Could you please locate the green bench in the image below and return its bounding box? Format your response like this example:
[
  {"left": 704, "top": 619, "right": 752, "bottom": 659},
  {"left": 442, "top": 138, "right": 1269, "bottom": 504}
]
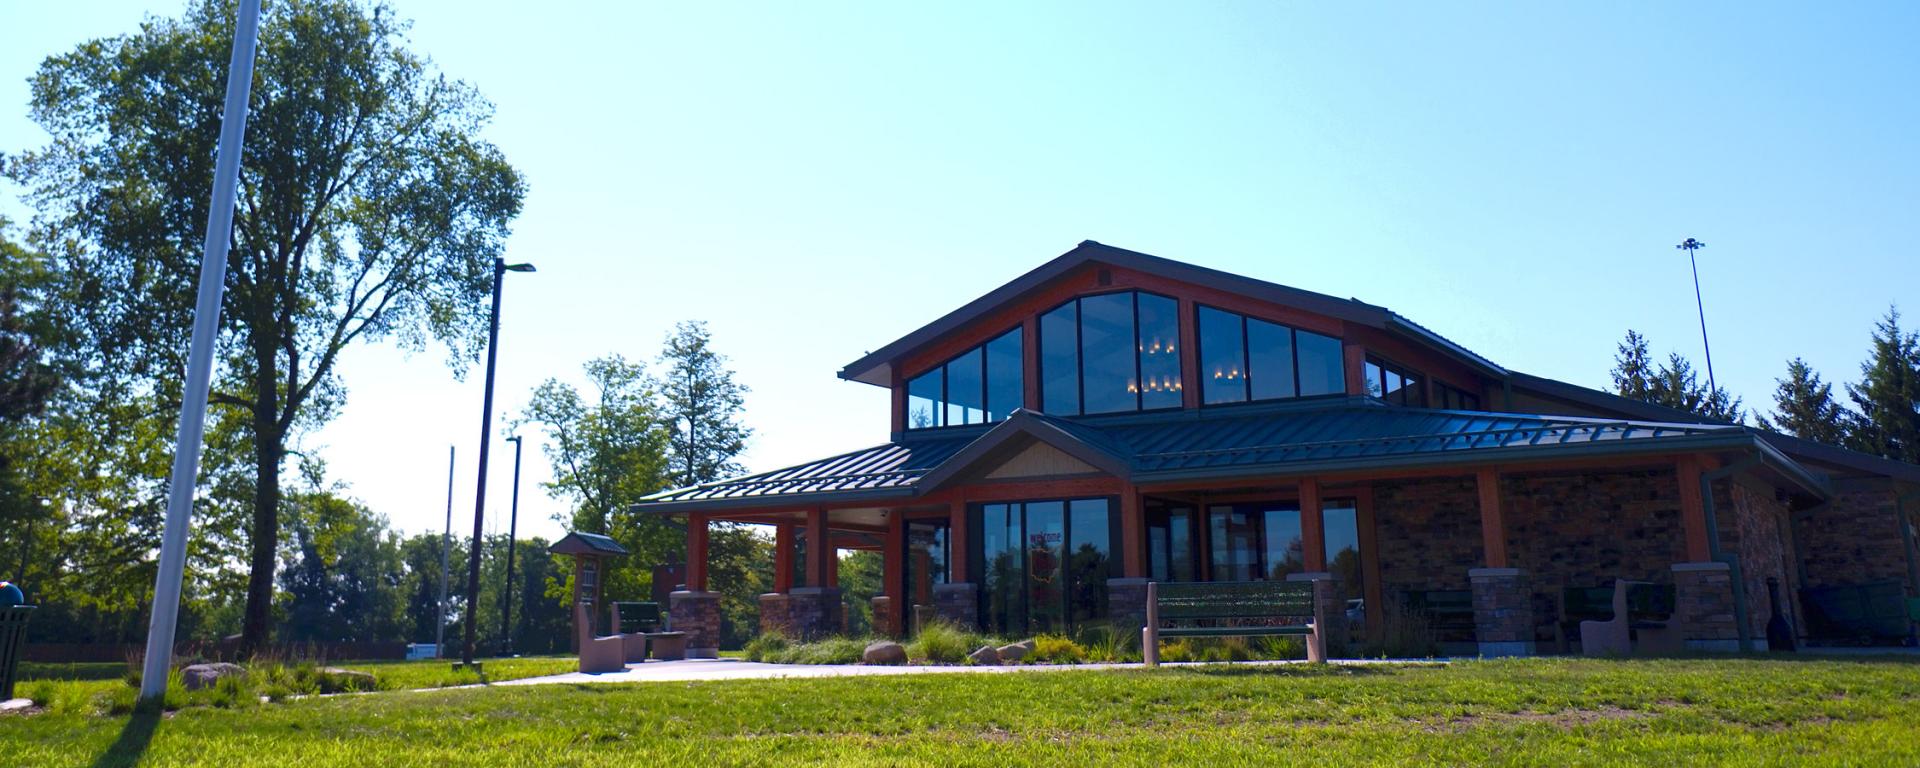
[
  {"left": 1143, "top": 580, "right": 1324, "bottom": 666},
  {"left": 1402, "top": 589, "right": 1476, "bottom": 645}
]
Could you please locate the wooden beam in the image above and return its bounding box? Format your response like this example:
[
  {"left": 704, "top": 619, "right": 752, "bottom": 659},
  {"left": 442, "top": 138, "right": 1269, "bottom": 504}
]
[
  {"left": 687, "top": 513, "right": 710, "bottom": 592},
  {"left": 948, "top": 498, "right": 970, "bottom": 582},
  {"left": 806, "top": 507, "right": 829, "bottom": 587},
  {"left": 1344, "top": 340, "right": 1368, "bottom": 396},
  {"left": 1178, "top": 296, "right": 1200, "bottom": 409},
  {"left": 1354, "top": 485, "right": 1385, "bottom": 643},
  {"left": 1301, "top": 478, "right": 1326, "bottom": 572},
  {"left": 883, "top": 511, "right": 905, "bottom": 635},
  {"left": 1677, "top": 456, "right": 1711, "bottom": 561},
  {"left": 773, "top": 522, "right": 794, "bottom": 593},
  {"left": 1022, "top": 315, "right": 1041, "bottom": 411},
  {"left": 1120, "top": 483, "right": 1145, "bottom": 578},
  {"left": 1477, "top": 468, "right": 1508, "bottom": 568}
]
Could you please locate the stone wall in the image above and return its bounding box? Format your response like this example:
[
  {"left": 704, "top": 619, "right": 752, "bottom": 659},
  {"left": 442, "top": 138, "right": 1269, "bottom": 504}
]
[
  {"left": 1795, "top": 482, "right": 1910, "bottom": 591},
  {"left": 668, "top": 590, "right": 721, "bottom": 658},
  {"left": 1672, "top": 562, "right": 1739, "bottom": 651},
  {"left": 1502, "top": 468, "right": 1690, "bottom": 645},
  {"left": 1717, "top": 478, "right": 1801, "bottom": 641},
  {"left": 786, "top": 587, "right": 843, "bottom": 641},
  {"left": 1372, "top": 476, "right": 1482, "bottom": 596},
  {"left": 933, "top": 582, "right": 978, "bottom": 629},
  {"left": 757, "top": 593, "right": 793, "bottom": 638}
]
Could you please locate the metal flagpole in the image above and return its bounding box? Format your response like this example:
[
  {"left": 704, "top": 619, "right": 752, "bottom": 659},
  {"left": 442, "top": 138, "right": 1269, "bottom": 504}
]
[
  {"left": 437, "top": 445, "right": 454, "bottom": 658},
  {"left": 139, "top": 0, "right": 263, "bottom": 702}
]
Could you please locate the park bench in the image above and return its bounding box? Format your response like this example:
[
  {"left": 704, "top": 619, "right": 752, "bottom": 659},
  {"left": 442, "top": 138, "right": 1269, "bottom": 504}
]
[
  {"left": 1143, "top": 580, "right": 1324, "bottom": 667},
  {"left": 612, "top": 602, "right": 661, "bottom": 663},
  {"left": 1569, "top": 581, "right": 1678, "bottom": 655},
  {"left": 1800, "top": 581, "right": 1911, "bottom": 645},
  {"left": 1402, "top": 589, "right": 1476, "bottom": 648}
]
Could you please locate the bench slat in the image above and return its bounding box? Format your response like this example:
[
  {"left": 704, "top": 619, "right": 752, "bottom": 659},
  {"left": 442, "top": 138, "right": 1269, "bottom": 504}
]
[
  {"left": 1154, "top": 581, "right": 1315, "bottom": 619},
  {"left": 1158, "top": 626, "right": 1313, "bottom": 638}
]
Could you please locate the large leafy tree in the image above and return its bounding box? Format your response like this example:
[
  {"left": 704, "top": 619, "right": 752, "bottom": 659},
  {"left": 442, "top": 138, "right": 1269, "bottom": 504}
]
[
  {"left": 658, "top": 321, "right": 751, "bottom": 487},
  {"left": 1845, "top": 308, "right": 1920, "bottom": 464},
  {"left": 1610, "top": 330, "right": 1743, "bottom": 423},
  {"left": 1756, "top": 358, "right": 1852, "bottom": 447},
  {"left": 5, "top": 0, "right": 524, "bottom": 647}
]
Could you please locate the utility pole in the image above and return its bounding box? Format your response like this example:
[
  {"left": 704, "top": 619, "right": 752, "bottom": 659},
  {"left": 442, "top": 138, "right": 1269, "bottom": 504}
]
[
  {"left": 139, "top": 0, "right": 261, "bottom": 703},
  {"left": 1676, "top": 237, "right": 1717, "bottom": 396},
  {"left": 462, "top": 258, "right": 534, "bottom": 667},
  {"left": 436, "top": 445, "right": 454, "bottom": 658},
  {"left": 500, "top": 435, "right": 523, "bottom": 655}
]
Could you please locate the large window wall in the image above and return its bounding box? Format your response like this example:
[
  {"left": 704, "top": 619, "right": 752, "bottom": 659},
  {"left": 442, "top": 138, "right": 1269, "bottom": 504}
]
[
  {"left": 1146, "top": 498, "right": 1363, "bottom": 597},
  {"left": 906, "top": 328, "right": 1023, "bottom": 430},
  {"left": 1197, "top": 306, "right": 1346, "bottom": 406},
  {"left": 1040, "top": 292, "right": 1183, "bottom": 416},
  {"left": 976, "top": 498, "right": 1117, "bottom": 636}
]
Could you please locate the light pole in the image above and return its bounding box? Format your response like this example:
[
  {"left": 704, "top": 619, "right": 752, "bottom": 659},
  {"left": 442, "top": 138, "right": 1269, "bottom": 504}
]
[
  {"left": 461, "top": 257, "right": 534, "bottom": 667},
  {"left": 436, "top": 445, "right": 454, "bottom": 658},
  {"left": 499, "top": 435, "right": 523, "bottom": 655},
  {"left": 1675, "top": 237, "right": 1717, "bottom": 395}
]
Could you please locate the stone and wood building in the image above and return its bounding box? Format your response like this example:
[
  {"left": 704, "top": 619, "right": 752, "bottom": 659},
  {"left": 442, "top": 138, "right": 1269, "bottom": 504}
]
[{"left": 633, "top": 242, "right": 1920, "bottom": 658}]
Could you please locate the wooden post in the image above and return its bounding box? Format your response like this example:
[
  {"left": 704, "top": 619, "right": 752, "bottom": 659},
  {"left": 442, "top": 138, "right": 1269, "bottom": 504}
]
[
  {"left": 1677, "top": 456, "right": 1711, "bottom": 562},
  {"left": 1023, "top": 316, "right": 1042, "bottom": 411},
  {"left": 1142, "top": 581, "right": 1161, "bottom": 667},
  {"left": 1301, "top": 478, "right": 1326, "bottom": 572},
  {"left": 1344, "top": 343, "right": 1368, "bottom": 396},
  {"left": 947, "top": 498, "right": 970, "bottom": 583},
  {"left": 1477, "top": 469, "right": 1508, "bottom": 569},
  {"left": 1355, "top": 485, "right": 1384, "bottom": 643},
  {"left": 1120, "top": 484, "right": 1145, "bottom": 578},
  {"left": 806, "top": 507, "right": 829, "bottom": 587},
  {"left": 1177, "top": 297, "right": 1200, "bottom": 409},
  {"left": 686, "top": 514, "right": 709, "bottom": 592},
  {"left": 773, "top": 522, "right": 795, "bottom": 593}
]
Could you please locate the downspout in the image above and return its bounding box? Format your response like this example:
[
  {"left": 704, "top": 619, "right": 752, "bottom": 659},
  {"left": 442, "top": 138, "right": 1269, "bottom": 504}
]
[
  {"left": 1700, "top": 454, "right": 1764, "bottom": 653},
  {"left": 1900, "top": 489, "right": 1920, "bottom": 598}
]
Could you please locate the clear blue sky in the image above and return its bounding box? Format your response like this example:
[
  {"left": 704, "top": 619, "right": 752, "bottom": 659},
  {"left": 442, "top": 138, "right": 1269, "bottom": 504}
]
[{"left": 3, "top": 2, "right": 1916, "bottom": 542}]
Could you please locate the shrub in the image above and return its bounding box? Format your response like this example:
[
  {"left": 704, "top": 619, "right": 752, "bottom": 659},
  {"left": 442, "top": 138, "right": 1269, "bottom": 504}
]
[
  {"left": 907, "top": 621, "right": 975, "bottom": 665},
  {"left": 1157, "top": 640, "right": 1194, "bottom": 663},
  {"left": 1253, "top": 635, "right": 1307, "bottom": 661},
  {"left": 1076, "top": 624, "right": 1139, "bottom": 663},
  {"left": 1195, "top": 638, "right": 1256, "bottom": 663},
  {"left": 743, "top": 633, "right": 790, "bottom": 662},
  {"left": 1368, "top": 602, "right": 1439, "bottom": 659},
  {"left": 1030, "top": 634, "right": 1088, "bottom": 664},
  {"left": 768, "top": 637, "right": 870, "bottom": 665}
]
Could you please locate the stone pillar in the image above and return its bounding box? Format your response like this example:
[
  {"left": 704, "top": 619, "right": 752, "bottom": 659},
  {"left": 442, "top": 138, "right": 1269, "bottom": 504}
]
[
  {"left": 871, "top": 596, "right": 899, "bottom": 638},
  {"left": 1106, "top": 577, "right": 1150, "bottom": 633},
  {"left": 1288, "top": 572, "right": 1345, "bottom": 659},
  {"left": 669, "top": 590, "right": 722, "bottom": 658},
  {"left": 757, "top": 592, "right": 792, "bottom": 638},
  {"left": 1469, "top": 567, "right": 1535, "bottom": 657},
  {"left": 933, "top": 582, "right": 978, "bottom": 630},
  {"left": 1672, "top": 562, "right": 1740, "bottom": 652},
  {"left": 787, "top": 586, "right": 843, "bottom": 640}
]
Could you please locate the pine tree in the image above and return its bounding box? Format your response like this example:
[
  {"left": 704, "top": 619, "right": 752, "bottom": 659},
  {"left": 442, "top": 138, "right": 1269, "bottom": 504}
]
[
  {"left": 1609, "top": 330, "right": 1742, "bottom": 423},
  {"left": 657, "top": 321, "right": 751, "bottom": 487},
  {"left": 1845, "top": 308, "right": 1920, "bottom": 463},
  {"left": 1757, "top": 358, "right": 1851, "bottom": 446},
  {"left": 1611, "top": 330, "right": 1656, "bottom": 401}
]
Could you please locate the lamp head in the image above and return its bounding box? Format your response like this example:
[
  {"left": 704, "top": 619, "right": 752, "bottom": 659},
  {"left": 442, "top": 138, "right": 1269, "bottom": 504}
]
[{"left": 501, "top": 262, "right": 536, "bottom": 273}]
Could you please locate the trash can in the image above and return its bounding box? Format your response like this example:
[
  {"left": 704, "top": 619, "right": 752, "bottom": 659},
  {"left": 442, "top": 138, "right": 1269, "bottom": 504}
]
[{"left": 0, "top": 594, "right": 33, "bottom": 700}]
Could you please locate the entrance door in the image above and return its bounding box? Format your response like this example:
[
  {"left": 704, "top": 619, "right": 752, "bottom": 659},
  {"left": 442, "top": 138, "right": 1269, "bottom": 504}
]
[{"left": 978, "top": 499, "right": 1113, "bottom": 636}]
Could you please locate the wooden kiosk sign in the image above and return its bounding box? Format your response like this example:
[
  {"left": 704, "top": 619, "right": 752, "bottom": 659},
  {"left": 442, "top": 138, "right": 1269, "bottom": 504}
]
[{"left": 548, "top": 532, "right": 629, "bottom": 649}]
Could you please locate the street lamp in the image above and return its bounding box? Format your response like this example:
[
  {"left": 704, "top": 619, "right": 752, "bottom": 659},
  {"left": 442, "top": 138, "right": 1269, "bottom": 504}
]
[
  {"left": 499, "top": 434, "right": 523, "bottom": 656},
  {"left": 1675, "top": 238, "right": 1717, "bottom": 395},
  {"left": 461, "top": 258, "right": 534, "bottom": 668}
]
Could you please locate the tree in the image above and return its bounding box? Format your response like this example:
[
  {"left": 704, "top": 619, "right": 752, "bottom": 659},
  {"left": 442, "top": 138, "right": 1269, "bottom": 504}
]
[
  {"left": 658, "top": 321, "right": 751, "bottom": 487},
  {"left": 277, "top": 489, "right": 407, "bottom": 643},
  {"left": 6, "top": 0, "right": 525, "bottom": 647},
  {"left": 1756, "top": 358, "right": 1852, "bottom": 446},
  {"left": 1845, "top": 308, "right": 1920, "bottom": 464},
  {"left": 1609, "top": 330, "right": 1743, "bottom": 423}
]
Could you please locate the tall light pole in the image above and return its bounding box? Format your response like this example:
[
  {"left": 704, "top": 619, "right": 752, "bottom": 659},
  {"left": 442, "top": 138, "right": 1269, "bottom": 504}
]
[
  {"left": 139, "top": 0, "right": 262, "bottom": 703},
  {"left": 499, "top": 435, "right": 523, "bottom": 655},
  {"left": 1676, "top": 237, "right": 1717, "bottom": 395},
  {"left": 461, "top": 258, "right": 534, "bottom": 667},
  {"left": 436, "top": 445, "right": 454, "bottom": 658}
]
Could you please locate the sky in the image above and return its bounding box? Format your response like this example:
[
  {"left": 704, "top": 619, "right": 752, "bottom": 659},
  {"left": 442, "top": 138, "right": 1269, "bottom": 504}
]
[{"left": 2, "top": 2, "right": 1916, "bottom": 543}]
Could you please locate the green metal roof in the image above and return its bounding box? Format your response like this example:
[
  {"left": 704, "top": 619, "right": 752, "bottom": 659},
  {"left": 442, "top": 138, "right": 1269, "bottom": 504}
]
[
  {"left": 548, "top": 531, "right": 631, "bottom": 556},
  {"left": 636, "top": 399, "right": 1818, "bottom": 513}
]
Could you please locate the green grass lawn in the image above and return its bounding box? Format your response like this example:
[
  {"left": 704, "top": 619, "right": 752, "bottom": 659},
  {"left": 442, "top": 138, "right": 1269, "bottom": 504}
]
[{"left": 5, "top": 657, "right": 1919, "bottom": 766}]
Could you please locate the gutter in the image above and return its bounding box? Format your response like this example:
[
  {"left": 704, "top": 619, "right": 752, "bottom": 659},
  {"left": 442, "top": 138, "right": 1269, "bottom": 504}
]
[{"left": 1699, "top": 455, "right": 1763, "bottom": 653}]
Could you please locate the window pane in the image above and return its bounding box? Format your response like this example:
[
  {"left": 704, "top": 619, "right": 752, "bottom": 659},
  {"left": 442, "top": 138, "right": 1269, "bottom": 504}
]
[
  {"left": 1137, "top": 293, "right": 1182, "bottom": 410},
  {"left": 1208, "top": 506, "right": 1259, "bottom": 581},
  {"left": 1067, "top": 499, "right": 1112, "bottom": 625},
  {"left": 1261, "top": 506, "right": 1304, "bottom": 580},
  {"left": 1079, "top": 293, "right": 1137, "bottom": 414},
  {"left": 985, "top": 329, "right": 1024, "bottom": 421},
  {"left": 905, "top": 520, "right": 948, "bottom": 609},
  {"left": 1040, "top": 303, "right": 1079, "bottom": 415},
  {"left": 1199, "top": 307, "right": 1247, "bottom": 405},
  {"left": 1025, "top": 501, "right": 1066, "bottom": 634},
  {"left": 1364, "top": 362, "right": 1384, "bottom": 398},
  {"left": 1323, "top": 502, "right": 1364, "bottom": 607},
  {"left": 1297, "top": 330, "right": 1346, "bottom": 396},
  {"left": 980, "top": 504, "right": 1023, "bottom": 636},
  {"left": 1401, "top": 374, "right": 1424, "bottom": 407},
  {"left": 1247, "top": 319, "right": 1297, "bottom": 401},
  {"left": 907, "top": 369, "right": 942, "bottom": 429},
  {"left": 1167, "top": 507, "right": 1193, "bottom": 582},
  {"left": 945, "top": 348, "right": 984, "bottom": 425}
]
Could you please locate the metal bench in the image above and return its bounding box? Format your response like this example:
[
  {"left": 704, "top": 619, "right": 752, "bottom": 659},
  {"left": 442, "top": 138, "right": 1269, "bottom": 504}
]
[
  {"left": 1403, "top": 589, "right": 1476, "bottom": 644},
  {"left": 611, "top": 602, "right": 663, "bottom": 662},
  {"left": 1563, "top": 582, "right": 1676, "bottom": 655},
  {"left": 1143, "top": 580, "right": 1323, "bottom": 666}
]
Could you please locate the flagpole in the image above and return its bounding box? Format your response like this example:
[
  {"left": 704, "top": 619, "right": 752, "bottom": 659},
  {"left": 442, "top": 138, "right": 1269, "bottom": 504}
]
[{"left": 140, "top": 0, "right": 263, "bottom": 702}]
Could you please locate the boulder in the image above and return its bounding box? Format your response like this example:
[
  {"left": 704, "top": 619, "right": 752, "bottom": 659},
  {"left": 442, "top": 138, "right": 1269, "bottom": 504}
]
[
  {"left": 862, "top": 641, "right": 907, "bottom": 666},
  {"left": 996, "top": 640, "right": 1035, "bottom": 664},
  {"left": 181, "top": 662, "right": 246, "bottom": 691},
  {"left": 967, "top": 645, "right": 1001, "bottom": 666},
  {"left": 317, "top": 667, "right": 377, "bottom": 693}
]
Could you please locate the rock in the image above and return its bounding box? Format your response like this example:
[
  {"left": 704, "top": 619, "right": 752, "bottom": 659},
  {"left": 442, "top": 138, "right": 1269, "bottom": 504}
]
[
  {"left": 181, "top": 662, "right": 247, "bottom": 691},
  {"left": 862, "top": 641, "right": 907, "bottom": 666},
  {"left": 996, "top": 640, "right": 1034, "bottom": 664},
  {"left": 317, "top": 667, "right": 377, "bottom": 693},
  {"left": 967, "top": 645, "right": 1001, "bottom": 666}
]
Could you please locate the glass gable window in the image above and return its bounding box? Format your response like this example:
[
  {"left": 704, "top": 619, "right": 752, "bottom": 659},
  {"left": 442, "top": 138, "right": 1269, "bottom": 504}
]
[
  {"left": 1199, "top": 304, "right": 1347, "bottom": 406},
  {"left": 1039, "top": 291, "right": 1183, "bottom": 416},
  {"left": 1363, "top": 357, "right": 1426, "bottom": 407},
  {"left": 904, "top": 328, "right": 1023, "bottom": 430}
]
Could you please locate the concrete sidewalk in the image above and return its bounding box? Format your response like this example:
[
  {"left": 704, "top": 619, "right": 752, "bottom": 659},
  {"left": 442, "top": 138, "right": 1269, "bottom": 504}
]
[{"left": 493, "top": 657, "right": 1429, "bottom": 687}]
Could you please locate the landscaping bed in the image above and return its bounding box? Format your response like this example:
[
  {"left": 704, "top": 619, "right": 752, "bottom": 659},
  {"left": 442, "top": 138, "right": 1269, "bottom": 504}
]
[{"left": 743, "top": 622, "right": 1313, "bottom": 666}]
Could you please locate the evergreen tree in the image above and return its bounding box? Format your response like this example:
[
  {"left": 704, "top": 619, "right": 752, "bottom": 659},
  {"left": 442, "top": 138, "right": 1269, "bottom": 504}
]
[
  {"left": 1756, "top": 358, "right": 1851, "bottom": 446},
  {"left": 1609, "top": 331, "right": 1742, "bottom": 422},
  {"left": 1612, "top": 330, "right": 1656, "bottom": 402},
  {"left": 657, "top": 321, "right": 751, "bottom": 487},
  {"left": 1845, "top": 308, "right": 1920, "bottom": 464}
]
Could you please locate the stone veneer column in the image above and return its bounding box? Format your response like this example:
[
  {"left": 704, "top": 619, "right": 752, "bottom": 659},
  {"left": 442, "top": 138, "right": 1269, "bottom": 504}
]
[
  {"left": 1106, "top": 578, "right": 1150, "bottom": 634},
  {"left": 1287, "top": 572, "right": 1345, "bottom": 659},
  {"left": 668, "top": 590, "right": 722, "bottom": 658},
  {"left": 1672, "top": 562, "right": 1740, "bottom": 652},
  {"left": 786, "top": 586, "right": 844, "bottom": 640},
  {"left": 870, "top": 595, "right": 899, "bottom": 638},
  {"left": 932, "top": 582, "right": 978, "bottom": 629},
  {"left": 1469, "top": 567, "right": 1535, "bottom": 657},
  {"left": 757, "top": 592, "right": 793, "bottom": 638}
]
